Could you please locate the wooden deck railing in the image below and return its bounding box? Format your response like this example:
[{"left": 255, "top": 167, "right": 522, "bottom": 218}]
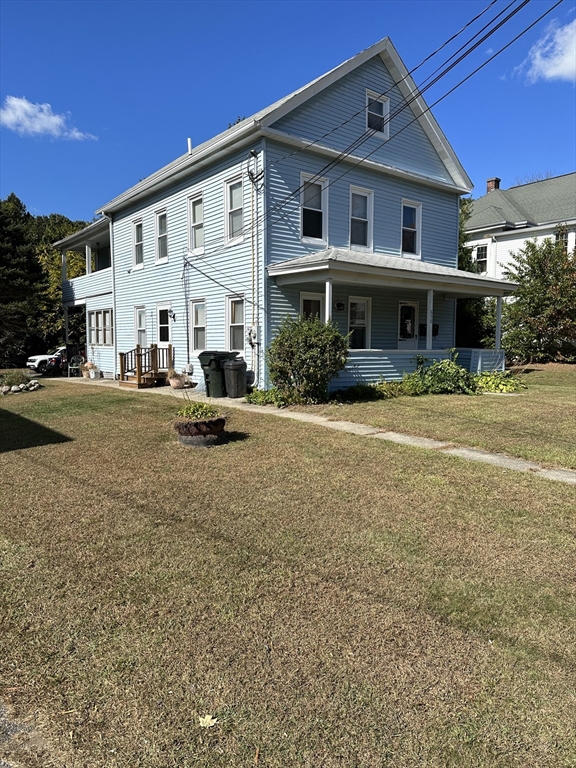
[{"left": 119, "top": 344, "right": 173, "bottom": 385}]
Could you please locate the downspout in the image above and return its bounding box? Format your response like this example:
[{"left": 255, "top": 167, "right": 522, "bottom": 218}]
[{"left": 106, "top": 212, "right": 117, "bottom": 378}]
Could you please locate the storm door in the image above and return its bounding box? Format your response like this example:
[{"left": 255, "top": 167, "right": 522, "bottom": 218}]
[{"left": 398, "top": 301, "right": 419, "bottom": 350}]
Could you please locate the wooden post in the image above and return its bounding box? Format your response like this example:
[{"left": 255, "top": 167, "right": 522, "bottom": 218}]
[
  {"left": 119, "top": 352, "right": 125, "bottom": 382},
  {"left": 136, "top": 348, "right": 142, "bottom": 386},
  {"left": 151, "top": 343, "right": 158, "bottom": 375},
  {"left": 168, "top": 343, "right": 173, "bottom": 370}
]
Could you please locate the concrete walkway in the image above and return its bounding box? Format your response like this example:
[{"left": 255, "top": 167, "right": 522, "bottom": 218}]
[{"left": 58, "top": 376, "right": 576, "bottom": 485}]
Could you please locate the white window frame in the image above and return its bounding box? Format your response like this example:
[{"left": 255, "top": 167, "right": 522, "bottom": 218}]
[
  {"left": 156, "top": 302, "right": 171, "bottom": 347},
  {"left": 348, "top": 296, "right": 371, "bottom": 350},
  {"left": 349, "top": 186, "right": 373, "bottom": 251},
  {"left": 88, "top": 309, "right": 114, "bottom": 346},
  {"left": 300, "top": 292, "right": 325, "bottom": 320},
  {"left": 225, "top": 177, "right": 244, "bottom": 244},
  {"left": 366, "top": 90, "right": 390, "bottom": 139},
  {"left": 227, "top": 295, "right": 245, "bottom": 352},
  {"left": 133, "top": 219, "right": 144, "bottom": 268},
  {"left": 135, "top": 306, "right": 147, "bottom": 348},
  {"left": 155, "top": 210, "right": 168, "bottom": 263},
  {"left": 301, "top": 172, "right": 328, "bottom": 245},
  {"left": 190, "top": 299, "right": 206, "bottom": 353},
  {"left": 475, "top": 244, "right": 488, "bottom": 274},
  {"left": 188, "top": 194, "right": 204, "bottom": 255},
  {"left": 401, "top": 199, "right": 422, "bottom": 259}
]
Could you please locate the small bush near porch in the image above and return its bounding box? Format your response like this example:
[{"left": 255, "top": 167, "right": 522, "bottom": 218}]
[{"left": 1, "top": 379, "right": 575, "bottom": 767}]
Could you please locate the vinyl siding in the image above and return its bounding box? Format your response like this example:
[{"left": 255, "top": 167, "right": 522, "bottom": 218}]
[
  {"left": 270, "top": 56, "right": 453, "bottom": 184},
  {"left": 265, "top": 139, "right": 459, "bottom": 268},
  {"left": 111, "top": 144, "right": 265, "bottom": 383}
]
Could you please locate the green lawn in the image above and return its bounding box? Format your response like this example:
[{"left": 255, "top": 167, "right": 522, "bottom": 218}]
[
  {"left": 299, "top": 364, "right": 576, "bottom": 469},
  {"left": 1, "top": 379, "right": 575, "bottom": 767}
]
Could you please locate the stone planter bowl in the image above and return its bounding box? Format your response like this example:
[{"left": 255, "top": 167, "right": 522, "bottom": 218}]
[{"left": 173, "top": 417, "right": 226, "bottom": 447}]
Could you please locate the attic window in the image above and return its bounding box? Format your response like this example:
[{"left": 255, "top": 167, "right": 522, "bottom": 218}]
[{"left": 366, "top": 91, "right": 389, "bottom": 138}]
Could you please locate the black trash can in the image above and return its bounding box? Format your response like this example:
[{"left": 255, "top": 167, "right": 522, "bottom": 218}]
[
  {"left": 198, "top": 351, "right": 238, "bottom": 397},
  {"left": 223, "top": 357, "right": 247, "bottom": 398}
]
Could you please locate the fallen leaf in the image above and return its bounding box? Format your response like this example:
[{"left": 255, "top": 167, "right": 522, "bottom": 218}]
[{"left": 198, "top": 714, "right": 218, "bottom": 728}]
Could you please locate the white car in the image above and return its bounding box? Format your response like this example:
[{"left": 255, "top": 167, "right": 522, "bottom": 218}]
[{"left": 26, "top": 346, "right": 67, "bottom": 374}]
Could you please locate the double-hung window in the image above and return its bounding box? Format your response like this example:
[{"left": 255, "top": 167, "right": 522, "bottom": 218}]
[
  {"left": 226, "top": 178, "right": 243, "bottom": 242},
  {"left": 301, "top": 174, "right": 327, "bottom": 242},
  {"left": 300, "top": 292, "right": 325, "bottom": 320},
  {"left": 189, "top": 195, "right": 204, "bottom": 253},
  {"left": 190, "top": 300, "right": 206, "bottom": 352},
  {"left": 348, "top": 297, "right": 371, "bottom": 349},
  {"left": 88, "top": 309, "right": 114, "bottom": 346},
  {"left": 350, "top": 187, "right": 373, "bottom": 250},
  {"left": 475, "top": 244, "right": 488, "bottom": 273},
  {"left": 156, "top": 211, "right": 168, "bottom": 262},
  {"left": 401, "top": 200, "right": 421, "bottom": 258},
  {"left": 228, "top": 296, "right": 244, "bottom": 351},
  {"left": 366, "top": 90, "right": 390, "bottom": 138},
  {"left": 133, "top": 220, "right": 143, "bottom": 267},
  {"left": 135, "top": 306, "right": 147, "bottom": 347}
]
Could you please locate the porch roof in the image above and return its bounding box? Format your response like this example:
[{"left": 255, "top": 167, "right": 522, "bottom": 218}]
[{"left": 267, "top": 248, "right": 517, "bottom": 297}]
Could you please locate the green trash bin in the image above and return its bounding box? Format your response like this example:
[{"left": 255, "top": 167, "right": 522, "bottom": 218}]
[
  {"left": 223, "top": 357, "right": 247, "bottom": 398},
  {"left": 197, "top": 351, "right": 238, "bottom": 397}
]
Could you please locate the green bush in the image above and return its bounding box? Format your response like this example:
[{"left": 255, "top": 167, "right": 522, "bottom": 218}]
[
  {"left": 473, "top": 370, "right": 527, "bottom": 393},
  {"left": 245, "top": 387, "right": 289, "bottom": 407},
  {"left": 267, "top": 315, "right": 349, "bottom": 404},
  {"left": 401, "top": 354, "right": 477, "bottom": 396}
]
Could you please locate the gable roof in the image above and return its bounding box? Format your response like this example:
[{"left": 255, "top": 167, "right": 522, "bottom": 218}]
[
  {"left": 97, "top": 38, "right": 471, "bottom": 215},
  {"left": 466, "top": 173, "right": 576, "bottom": 233}
]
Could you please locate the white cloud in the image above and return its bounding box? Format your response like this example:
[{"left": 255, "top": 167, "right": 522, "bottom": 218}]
[
  {"left": 516, "top": 19, "right": 576, "bottom": 84},
  {"left": 0, "top": 95, "right": 97, "bottom": 140}
]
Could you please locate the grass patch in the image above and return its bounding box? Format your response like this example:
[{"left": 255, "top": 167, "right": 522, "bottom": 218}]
[
  {"left": 0, "top": 380, "right": 575, "bottom": 767},
  {"left": 297, "top": 364, "right": 576, "bottom": 469}
]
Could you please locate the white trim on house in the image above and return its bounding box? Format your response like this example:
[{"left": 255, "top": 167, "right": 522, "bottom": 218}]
[
  {"left": 226, "top": 294, "right": 245, "bottom": 353},
  {"left": 225, "top": 176, "right": 244, "bottom": 245},
  {"left": 155, "top": 209, "right": 168, "bottom": 264},
  {"left": 349, "top": 185, "right": 373, "bottom": 251},
  {"left": 135, "top": 305, "right": 147, "bottom": 347},
  {"left": 190, "top": 298, "right": 206, "bottom": 353},
  {"left": 301, "top": 172, "right": 328, "bottom": 245},
  {"left": 401, "top": 199, "right": 422, "bottom": 259},
  {"left": 300, "top": 291, "right": 325, "bottom": 319},
  {"left": 366, "top": 89, "right": 390, "bottom": 138}
]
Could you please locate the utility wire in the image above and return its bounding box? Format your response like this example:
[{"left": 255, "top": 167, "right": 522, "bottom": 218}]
[
  {"left": 183, "top": 0, "right": 561, "bottom": 298},
  {"left": 188, "top": 0, "right": 532, "bottom": 262}
]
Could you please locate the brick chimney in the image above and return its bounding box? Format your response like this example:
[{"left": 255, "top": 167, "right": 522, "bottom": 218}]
[{"left": 486, "top": 177, "right": 501, "bottom": 193}]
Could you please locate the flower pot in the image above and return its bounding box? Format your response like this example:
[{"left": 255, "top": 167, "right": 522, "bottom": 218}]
[
  {"left": 169, "top": 377, "right": 184, "bottom": 389},
  {"left": 173, "top": 417, "right": 226, "bottom": 447}
]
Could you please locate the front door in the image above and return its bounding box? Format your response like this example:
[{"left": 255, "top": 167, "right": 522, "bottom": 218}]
[{"left": 398, "top": 301, "right": 419, "bottom": 350}]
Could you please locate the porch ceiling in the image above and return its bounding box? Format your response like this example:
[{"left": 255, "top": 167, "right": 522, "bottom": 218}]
[{"left": 268, "top": 248, "right": 517, "bottom": 298}]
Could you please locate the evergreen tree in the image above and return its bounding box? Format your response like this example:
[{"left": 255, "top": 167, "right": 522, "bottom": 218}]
[{"left": 455, "top": 197, "right": 490, "bottom": 348}]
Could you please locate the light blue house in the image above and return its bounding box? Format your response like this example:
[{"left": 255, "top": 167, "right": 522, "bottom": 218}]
[{"left": 57, "top": 38, "right": 515, "bottom": 391}]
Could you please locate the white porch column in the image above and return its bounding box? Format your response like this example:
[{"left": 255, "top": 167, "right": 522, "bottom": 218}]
[
  {"left": 325, "top": 277, "right": 333, "bottom": 322},
  {"left": 495, "top": 296, "right": 502, "bottom": 351},
  {"left": 426, "top": 289, "right": 434, "bottom": 349},
  {"left": 64, "top": 306, "right": 69, "bottom": 345},
  {"left": 61, "top": 249, "right": 67, "bottom": 281},
  {"left": 86, "top": 245, "right": 92, "bottom": 275}
]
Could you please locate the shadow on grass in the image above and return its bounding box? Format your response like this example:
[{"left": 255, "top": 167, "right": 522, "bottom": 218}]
[{"left": 0, "top": 409, "right": 72, "bottom": 453}]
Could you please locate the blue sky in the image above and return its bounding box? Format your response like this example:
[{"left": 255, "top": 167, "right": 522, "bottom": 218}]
[{"left": 1, "top": 0, "right": 575, "bottom": 222}]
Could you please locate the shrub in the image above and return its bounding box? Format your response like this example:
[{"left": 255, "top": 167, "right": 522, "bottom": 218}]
[
  {"left": 401, "top": 354, "right": 477, "bottom": 396},
  {"left": 245, "top": 387, "right": 289, "bottom": 407},
  {"left": 0, "top": 369, "right": 31, "bottom": 387},
  {"left": 473, "top": 370, "right": 527, "bottom": 393},
  {"left": 267, "top": 315, "right": 349, "bottom": 404}
]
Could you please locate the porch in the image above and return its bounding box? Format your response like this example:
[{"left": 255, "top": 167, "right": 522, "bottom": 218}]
[
  {"left": 118, "top": 344, "right": 173, "bottom": 388},
  {"left": 330, "top": 348, "right": 505, "bottom": 391}
]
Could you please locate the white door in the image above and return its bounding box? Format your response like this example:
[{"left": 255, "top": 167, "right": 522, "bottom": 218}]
[{"left": 398, "top": 301, "right": 419, "bottom": 350}]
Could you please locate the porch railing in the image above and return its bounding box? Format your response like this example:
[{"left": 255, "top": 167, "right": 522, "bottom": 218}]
[{"left": 119, "top": 344, "right": 173, "bottom": 386}]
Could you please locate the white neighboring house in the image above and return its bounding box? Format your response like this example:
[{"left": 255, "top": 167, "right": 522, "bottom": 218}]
[{"left": 466, "top": 174, "right": 576, "bottom": 280}]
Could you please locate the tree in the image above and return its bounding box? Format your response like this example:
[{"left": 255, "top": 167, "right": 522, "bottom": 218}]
[
  {"left": 455, "top": 197, "right": 492, "bottom": 347},
  {"left": 0, "top": 194, "right": 87, "bottom": 365},
  {"left": 0, "top": 194, "right": 43, "bottom": 365},
  {"left": 502, "top": 234, "right": 576, "bottom": 362}
]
